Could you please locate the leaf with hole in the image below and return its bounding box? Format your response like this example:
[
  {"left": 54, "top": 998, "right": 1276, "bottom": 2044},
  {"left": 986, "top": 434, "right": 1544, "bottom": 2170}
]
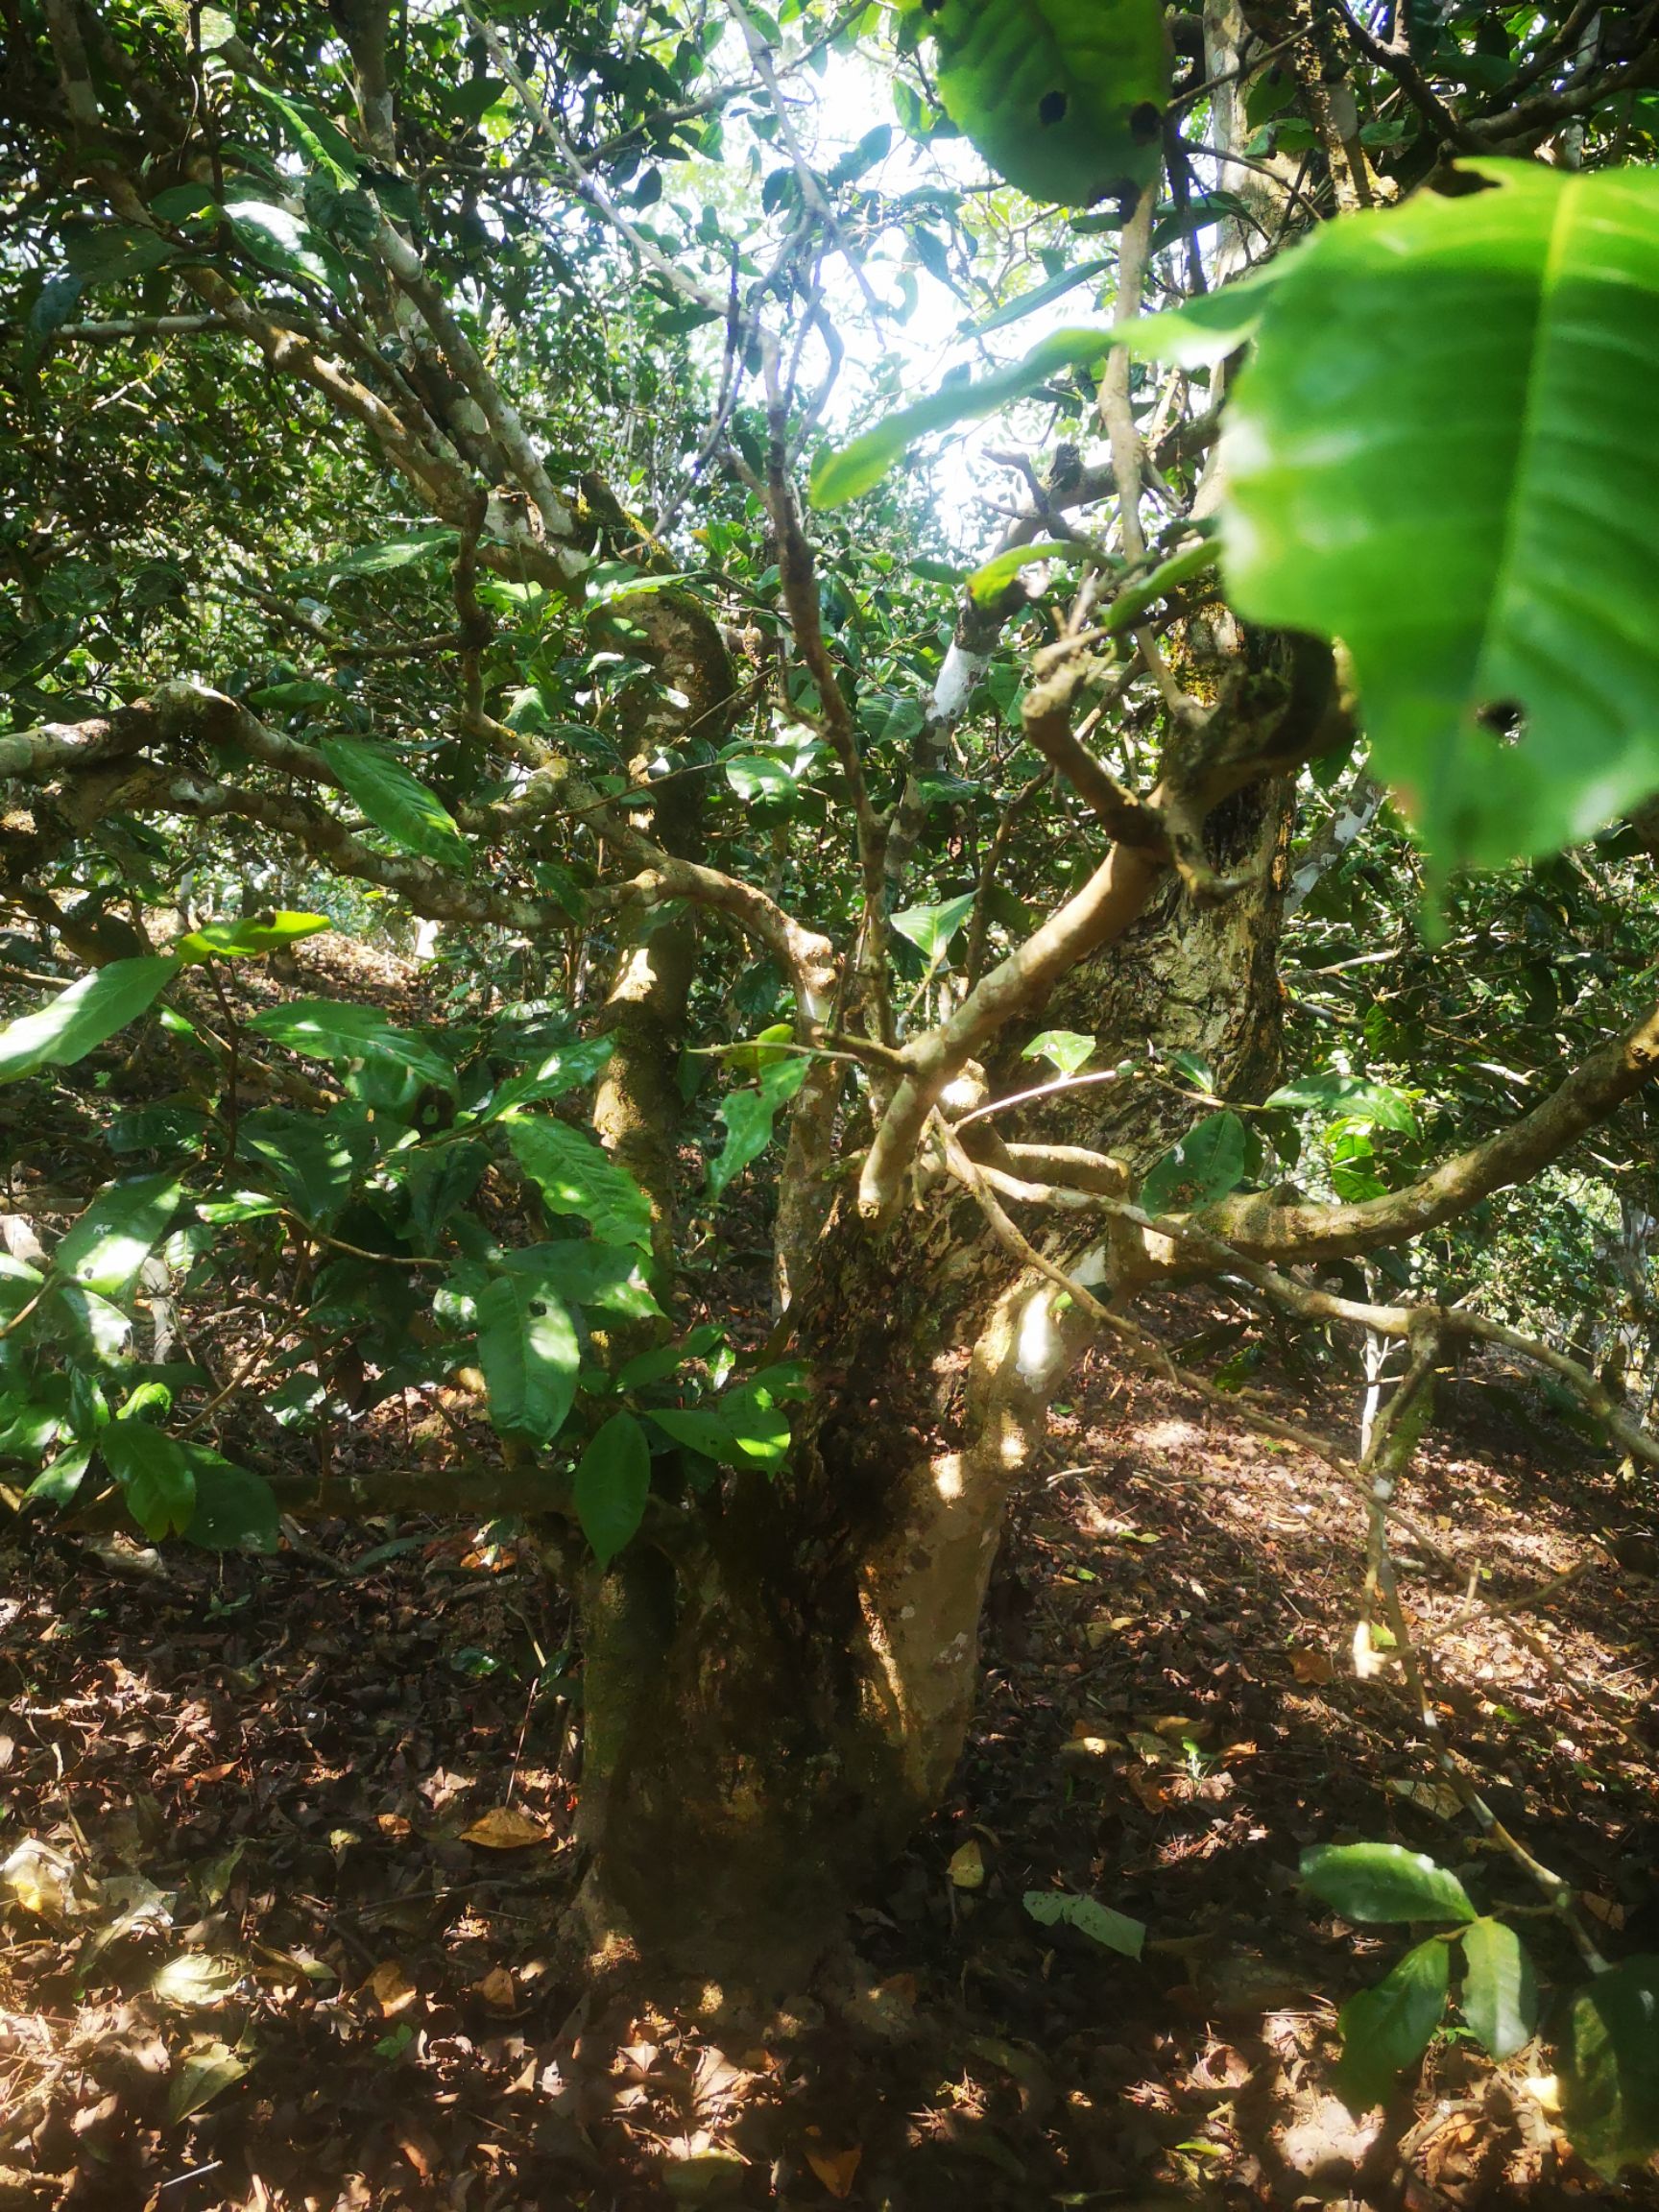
[
  {"left": 1190, "top": 160, "right": 1659, "bottom": 877},
  {"left": 898, "top": 0, "right": 1168, "bottom": 206},
  {"left": 175, "top": 911, "right": 329, "bottom": 964},
  {"left": 474, "top": 1272, "right": 580, "bottom": 1444}
]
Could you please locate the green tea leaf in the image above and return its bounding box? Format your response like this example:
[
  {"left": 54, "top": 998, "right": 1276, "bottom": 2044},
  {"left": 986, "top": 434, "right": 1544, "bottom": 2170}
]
[
  {"left": 56, "top": 1173, "right": 181, "bottom": 1299},
  {"left": 1266, "top": 1072, "right": 1416, "bottom": 1133},
  {"left": 1301, "top": 1842, "right": 1477, "bottom": 1924},
  {"left": 898, "top": 0, "right": 1168, "bottom": 206},
  {"left": 708, "top": 1057, "right": 808, "bottom": 1205},
  {"left": 1459, "top": 1916, "right": 1538, "bottom": 2061},
  {"left": 506, "top": 1118, "right": 654, "bottom": 1252},
  {"left": 1562, "top": 1954, "right": 1659, "bottom": 2178},
  {"left": 810, "top": 326, "right": 1113, "bottom": 509},
  {"left": 1334, "top": 1937, "right": 1450, "bottom": 2113},
  {"left": 475, "top": 1272, "right": 580, "bottom": 1443},
  {"left": 320, "top": 738, "right": 469, "bottom": 872},
  {"left": 185, "top": 1458, "right": 280, "bottom": 1551},
  {"left": 1022, "top": 1029, "right": 1095, "bottom": 1077},
  {"left": 966, "top": 540, "right": 1083, "bottom": 606},
  {"left": 247, "top": 999, "right": 456, "bottom": 1091},
  {"left": 575, "top": 1410, "right": 652, "bottom": 1566},
  {"left": 0, "top": 955, "right": 180, "bottom": 1086},
  {"left": 892, "top": 893, "right": 978, "bottom": 962},
  {"left": 495, "top": 1240, "right": 661, "bottom": 1320},
  {"left": 174, "top": 911, "right": 329, "bottom": 963},
  {"left": 1141, "top": 1110, "right": 1247, "bottom": 1214},
  {"left": 101, "top": 1422, "right": 197, "bottom": 1539}
]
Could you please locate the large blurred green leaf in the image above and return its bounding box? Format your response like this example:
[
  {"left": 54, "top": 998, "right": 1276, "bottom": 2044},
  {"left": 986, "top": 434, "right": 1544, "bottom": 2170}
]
[
  {"left": 1211, "top": 159, "right": 1659, "bottom": 877},
  {"left": 1562, "top": 1955, "right": 1659, "bottom": 2177},
  {"left": 898, "top": 0, "right": 1167, "bottom": 205},
  {"left": 0, "top": 956, "right": 180, "bottom": 1086}
]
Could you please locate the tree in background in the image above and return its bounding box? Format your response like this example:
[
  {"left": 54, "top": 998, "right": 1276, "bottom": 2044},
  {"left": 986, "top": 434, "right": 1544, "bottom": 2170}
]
[{"left": 3, "top": 0, "right": 1659, "bottom": 2159}]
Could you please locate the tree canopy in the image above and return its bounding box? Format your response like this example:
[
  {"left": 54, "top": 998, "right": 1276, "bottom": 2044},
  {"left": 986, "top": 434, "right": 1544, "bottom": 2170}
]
[{"left": 4, "top": 0, "right": 1659, "bottom": 2178}]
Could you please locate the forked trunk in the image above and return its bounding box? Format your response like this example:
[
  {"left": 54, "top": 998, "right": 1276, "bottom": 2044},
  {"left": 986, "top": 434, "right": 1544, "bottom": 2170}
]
[{"left": 569, "top": 782, "right": 1293, "bottom": 1983}]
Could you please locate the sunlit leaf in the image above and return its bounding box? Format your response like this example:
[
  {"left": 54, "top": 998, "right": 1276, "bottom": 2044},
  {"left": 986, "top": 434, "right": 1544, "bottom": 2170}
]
[
  {"left": 1301, "top": 1842, "right": 1477, "bottom": 1924},
  {"left": 898, "top": 0, "right": 1168, "bottom": 206},
  {"left": 0, "top": 956, "right": 180, "bottom": 1086}
]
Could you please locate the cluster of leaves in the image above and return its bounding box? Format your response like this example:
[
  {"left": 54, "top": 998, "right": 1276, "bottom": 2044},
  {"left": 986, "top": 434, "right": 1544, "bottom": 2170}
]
[
  {"left": 1305, "top": 1843, "right": 1659, "bottom": 2176},
  {"left": 0, "top": 930, "right": 804, "bottom": 1567}
]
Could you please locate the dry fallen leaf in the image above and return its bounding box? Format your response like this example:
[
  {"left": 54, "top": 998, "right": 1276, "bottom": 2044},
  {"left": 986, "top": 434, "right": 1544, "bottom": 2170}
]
[
  {"left": 395, "top": 2122, "right": 440, "bottom": 2180},
  {"left": 1580, "top": 1890, "right": 1626, "bottom": 1929},
  {"left": 1291, "top": 1647, "right": 1334, "bottom": 1684},
  {"left": 804, "top": 2135, "right": 862, "bottom": 2199},
  {"left": 475, "top": 1964, "right": 517, "bottom": 2008},
  {"left": 376, "top": 1813, "right": 412, "bottom": 1839},
  {"left": 368, "top": 1960, "right": 419, "bottom": 2016},
  {"left": 947, "top": 1839, "right": 985, "bottom": 1890},
  {"left": 150, "top": 1952, "right": 243, "bottom": 2009},
  {"left": 0, "top": 1838, "right": 76, "bottom": 1922},
  {"left": 461, "top": 1805, "right": 547, "bottom": 1850},
  {"left": 1385, "top": 1774, "right": 1460, "bottom": 1820}
]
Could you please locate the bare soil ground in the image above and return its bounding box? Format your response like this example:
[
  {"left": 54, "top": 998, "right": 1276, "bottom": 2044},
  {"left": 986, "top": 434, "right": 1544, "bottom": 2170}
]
[{"left": 3, "top": 1323, "right": 1657, "bottom": 2212}]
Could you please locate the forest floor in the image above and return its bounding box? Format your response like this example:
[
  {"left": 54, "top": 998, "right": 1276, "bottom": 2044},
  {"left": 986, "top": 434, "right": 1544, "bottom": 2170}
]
[{"left": 3, "top": 1312, "right": 1658, "bottom": 2212}]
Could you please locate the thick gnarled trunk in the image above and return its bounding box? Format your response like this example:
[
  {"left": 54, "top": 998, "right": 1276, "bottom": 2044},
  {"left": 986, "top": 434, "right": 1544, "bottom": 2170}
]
[{"left": 570, "top": 782, "right": 1292, "bottom": 1982}]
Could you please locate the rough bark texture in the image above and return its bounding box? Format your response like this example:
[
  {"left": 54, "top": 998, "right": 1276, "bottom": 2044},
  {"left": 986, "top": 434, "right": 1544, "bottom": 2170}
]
[
  {"left": 589, "top": 589, "right": 736, "bottom": 1268},
  {"left": 572, "top": 785, "right": 1293, "bottom": 1983},
  {"left": 1014, "top": 773, "right": 1293, "bottom": 1169}
]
